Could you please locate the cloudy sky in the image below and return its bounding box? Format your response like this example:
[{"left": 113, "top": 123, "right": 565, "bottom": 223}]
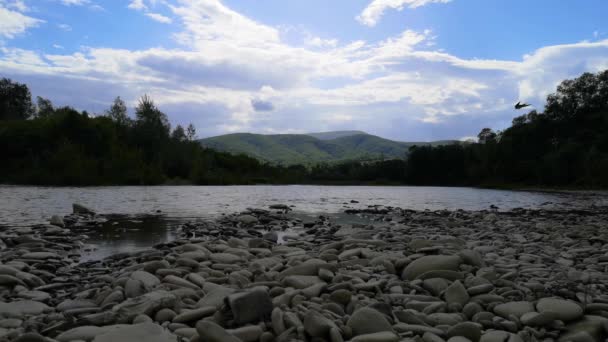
[{"left": 1, "top": 0, "right": 607, "bottom": 141}]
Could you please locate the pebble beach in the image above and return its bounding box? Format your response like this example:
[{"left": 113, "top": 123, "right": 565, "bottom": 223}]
[{"left": 0, "top": 203, "right": 607, "bottom": 342}]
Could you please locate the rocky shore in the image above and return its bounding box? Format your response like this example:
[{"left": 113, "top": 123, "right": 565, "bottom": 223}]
[{"left": 1, "top": 203, "right": 608, "bottom": 342}]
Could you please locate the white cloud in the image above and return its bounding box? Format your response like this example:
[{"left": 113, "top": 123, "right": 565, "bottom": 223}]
[
  {"left": 0, "top": 0, "right": 607, "bottom": 139},
  {"left": 0, "top": 6, "right": 43, "bottom": 39},
  {"left": 52, "top": 44, "right": 64, "bottom": 49},
  {"left": 145, "top": 12, "right": 172, "bottom": 24},
  {"left": 57, "top": 24, "right": 72, "bottom": 31},
  {"left": 59, "top": 0, "right": 89, "bottom": 5},
  {"left": 357, "top": 0, "right": 452, "bottom": 27},
  {"left": 128, "top": 0, "right": 147, "bottom": 11}
]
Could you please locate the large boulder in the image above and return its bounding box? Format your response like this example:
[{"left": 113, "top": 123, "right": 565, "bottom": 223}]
[
  {"left": 347, "top": 307, "right": 393, "bottom": 336},
  {"left": 92, "top": 322, "right": 177, "bottom": 342},
  {"left": 226, "top": 287, "right": 273, "bottom": 325},
  {"left": 402, "top": 255, "right": 462, "bottom": 280},
  {"left": 112, "top": 291, "right": 177, "bottom": 323}
]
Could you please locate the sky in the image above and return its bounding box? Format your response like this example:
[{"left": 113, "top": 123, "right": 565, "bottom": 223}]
[{"left": 0, "top": 0, "right": 607, "bottom": 141}]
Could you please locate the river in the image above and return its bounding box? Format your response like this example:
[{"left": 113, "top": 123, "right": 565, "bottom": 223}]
[{"left": 1, "top": 185, "right": 606, "bottom": 260}]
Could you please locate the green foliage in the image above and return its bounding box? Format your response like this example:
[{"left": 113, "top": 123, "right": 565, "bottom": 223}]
[
  {"left": 406, "top": 69, "right": 608, "bottom": 188},
  {"left": 200, "top": 132, "right": 453, "bottom": 165},
  {"left": 0, "top": 78, "right": 34, "bottom": 120}
]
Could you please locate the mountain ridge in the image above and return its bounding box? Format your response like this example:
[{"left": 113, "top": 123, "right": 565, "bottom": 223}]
[{"left": 199, "top": 131, "right": 455, "bottom": 165}]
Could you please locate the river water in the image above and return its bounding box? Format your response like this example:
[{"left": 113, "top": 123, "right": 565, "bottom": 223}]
[{"left": 1, "top": 185, "right": 606, "bottom": 260}]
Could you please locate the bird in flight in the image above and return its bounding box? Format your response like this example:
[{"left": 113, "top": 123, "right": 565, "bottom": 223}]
[{"left": 515, "top": 101, "right": 531, "bottom": 110}]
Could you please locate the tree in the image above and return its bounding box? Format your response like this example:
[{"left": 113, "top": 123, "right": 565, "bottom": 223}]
[
  {"left": 477, "top": 128, "right": 497, "bottom": 144},
  {"left": 186, "top": 123, "right": 196, "bottom": 141},
  {"left": 135, "top": 95, "right": 170, "bottom": 134},
  {"left": 106, "top": 96, "right": 129, "bottom": 126},
  {"left": 36, "top": 96, "right": 54, "bottom": 118},
  {"left": 0, "top": 78, "right": 35, "bottom": 120},
  {"left": 172, "top": 125, "right": 186, "bottom": 141}
]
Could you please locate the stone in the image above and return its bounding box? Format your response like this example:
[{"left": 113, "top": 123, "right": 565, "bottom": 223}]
[
  {"left": 172, "top": 306, "right": 216, "bottom": 323},
  {"left": 479, "top": 331, "right": 509, "bottom": 342},
  {"left": 536, "top": 298, "right": 583, "bottom": 322},
  {"left": 92, "top": 322, "right": 177, "bottom": 342},
  {"left": 197, "top": 286, "right": 235, "bottom": 309},
  {"left": 196, "top": 321, "right": 241, "bottom": 342},
  {"left": 402, "top": 255, "right": 462, "bottom": 280},
  {"left": 210, "top": 253, "right": 242, "bottom": 264},
  {"left": 447, "top": 322, "right": 482, "bottom": 342},
  {"left": 155, "top": 308, "right": 177, "bottom": 322},
  {"left": 282, "top": 275, "right": 324, "bottom": 289},
  {"left": 351, "top": 331, "right": 400, "bottom": 342},
  {"left": 304, "top": 310, "right": 339, "bottom": 338},
  {"left": 0, "top": 301, "right": 50, "bottom": 318},
  {"left": 0, "top": 275, "right": 26, "bottom": 287},
  {"left": 50, "top": 215, "right": 65, "bottom": 227},
  {"left": 558, "top": 315, "right": 608, "bottom": 342},
  {"left": 112, "top": 291, "right": 177, "bottom": 323},
  {"left": 73, "top": 203, "right": 96, "bottom": 215},
  {"left": 57, "top": 299, "right": 97, "bottom": 312},
  {"left": 227, "top": 326, "right": 264, "bottom": 342},
  {"left": 347, "top": 307, "right": 393, "bottom": 336},
  {"left": 329, "top": 289, "right": 352, "bottom": 306},
  {"left": 237, "top": 215, "right": 258, "bottom": 225},
  {"left": 56, "top": 325, "right": 131, "bottom": 342},
  {"left": 445, "top": 280, "right": 469, "bottom": 306},
  {"left": 520, "top": 311, "right": 556, "bottom": 326},
  {"left": 226, "top": 287, "right": 273, "bottom": 325},
  {"left": 493, "top": 301, "right": 535, "bottom": 319},
  {"left": 14, "top": 333, "right": 46, "bottom": 342}
]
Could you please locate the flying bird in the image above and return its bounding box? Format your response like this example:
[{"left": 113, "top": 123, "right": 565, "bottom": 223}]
[{"left": 515, "top": 102, "right": 531, "bottom": 110}]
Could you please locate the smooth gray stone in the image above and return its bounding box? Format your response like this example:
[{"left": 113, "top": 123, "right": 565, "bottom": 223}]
[
  {"left": 493, "top": 301, "right": 534, "bottom": 319},
  {"left": 0, "top": 301, "right": 50, "bottom": 318},
  {"left": 304, "top": 310, "right": 339, "bottom": 338},
  {"left": 402, "top": 255, "right": 462, "bottom": 280},
  {"left": 227, "top": 287, "right": 273, "bottom": 325},
  {"left": 92, "top": 322, "right": 177, "bottom": 342},
  {"left": 196, "top": 321, "right": 241, "bottom": 342},
  {"left": 536, "top": 298, "right": 583, "bottom": 322},
  {"left": 112, "top": 291, "right": 177, "bottom": 323},
  {"left": 347, "top": 307, "right": 393, "bottom": 336}
]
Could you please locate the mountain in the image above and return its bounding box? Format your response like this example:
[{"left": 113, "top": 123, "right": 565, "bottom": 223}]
[
  {"left": 199, "top": 131, "right": 456, "bottom": 165},
  {"left": 306, "top": 130, "right": 367, "bottom": 140}
]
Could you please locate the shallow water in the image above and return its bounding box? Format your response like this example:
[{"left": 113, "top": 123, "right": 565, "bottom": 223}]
[
  {"left": 1, "top": 185, "right": 606, "bottom": 260},
  {"left": 2, "top": 185, "right": 606, "bottom": 226}
]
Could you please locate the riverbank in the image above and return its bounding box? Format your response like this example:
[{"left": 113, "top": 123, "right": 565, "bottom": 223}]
[{"left": 0, "top": 204, "right": 607, "bottom": 341}]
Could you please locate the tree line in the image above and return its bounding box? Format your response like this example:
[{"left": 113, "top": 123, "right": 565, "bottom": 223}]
[{"left": 1, "top": 69, "right": 607, "bottom": 187}]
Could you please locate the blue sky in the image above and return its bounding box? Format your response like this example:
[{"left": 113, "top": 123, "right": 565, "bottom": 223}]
[{"left": 1, "top": 0, "right": 607, "bottom": 141}]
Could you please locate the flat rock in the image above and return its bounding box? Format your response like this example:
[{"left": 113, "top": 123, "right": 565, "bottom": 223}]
[
  {"left": 536, "top": 298, "right": 583, "bottom": 322},
  {"left": 493, "top": 301, "right": 535, "bottom": 319},
  {"left": 92, "top": 322, "right": 177, "bottom": 342},
  {"left": 402, "top": 255, "right": 462, "bottom": 280},
  {"left": 0, "top": 301, "right": 50, "bottom": 318}
]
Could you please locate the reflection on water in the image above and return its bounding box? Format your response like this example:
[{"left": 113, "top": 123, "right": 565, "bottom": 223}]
[{"left": 2, "top": 185, "right": 607, "bottom": 227}]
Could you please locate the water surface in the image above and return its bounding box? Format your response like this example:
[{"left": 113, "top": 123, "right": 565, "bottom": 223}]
[{"left": 2, "top": 185, "right": 606, "bottom": 260}]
